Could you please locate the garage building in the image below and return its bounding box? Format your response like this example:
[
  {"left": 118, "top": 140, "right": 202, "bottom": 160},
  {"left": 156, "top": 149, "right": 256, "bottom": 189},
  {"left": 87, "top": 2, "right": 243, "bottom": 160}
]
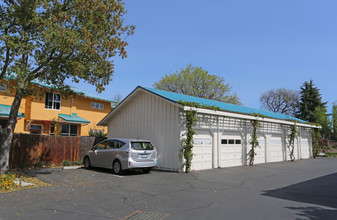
[{"left": 98, "top": 86, "right": 317, "bottom": 171}]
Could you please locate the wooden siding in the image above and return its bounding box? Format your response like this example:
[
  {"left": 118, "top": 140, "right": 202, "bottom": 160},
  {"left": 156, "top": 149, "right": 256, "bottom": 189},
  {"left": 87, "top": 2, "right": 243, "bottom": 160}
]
[
  {"left": 107, "top": 91, "right": 181, "bottom": 171},
  {"left": 9, "top": 134, "right": 96, "bottom": 168}
]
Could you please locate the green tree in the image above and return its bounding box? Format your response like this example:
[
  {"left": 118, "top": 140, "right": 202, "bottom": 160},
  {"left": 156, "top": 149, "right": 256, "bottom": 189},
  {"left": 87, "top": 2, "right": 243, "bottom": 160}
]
[
  {"left": 0, "top": 0, "right": 134, "bottom": 174},
  {"left": 313, "top": 106, "right": 331, "bottom": 140},
  {"left": 297, "top": 80, "right": 327, "bottom": 123},
  {"left": 153, "top": 64, "right": 241, "bottom": 104},
  {"left": 332, "top": 102, "right": 337, "bottom": 141}
]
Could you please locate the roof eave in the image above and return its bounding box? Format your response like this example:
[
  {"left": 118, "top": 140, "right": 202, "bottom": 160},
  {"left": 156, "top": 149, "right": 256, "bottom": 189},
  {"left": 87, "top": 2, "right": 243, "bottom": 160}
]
[
  {"left": 184, "top": 106, "right": 321, "bottom": 128},
  {"left": 98, "top": 86, "right": 143, "bottom": 126}
]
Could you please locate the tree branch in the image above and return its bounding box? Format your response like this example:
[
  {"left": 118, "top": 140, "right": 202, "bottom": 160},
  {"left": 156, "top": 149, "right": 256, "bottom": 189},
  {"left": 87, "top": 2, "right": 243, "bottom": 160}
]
[
  {"left": 0, "top": 28, "right": 11, "bottom": 79},
  {"left": 29, "top": 49, "right": 56, "bottom": 79}
]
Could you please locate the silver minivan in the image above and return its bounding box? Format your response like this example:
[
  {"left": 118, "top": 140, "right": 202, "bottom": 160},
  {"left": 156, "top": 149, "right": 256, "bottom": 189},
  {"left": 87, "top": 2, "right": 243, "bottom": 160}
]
[{"left": 83, "top": 138, "right": 157, "bottom": 174}]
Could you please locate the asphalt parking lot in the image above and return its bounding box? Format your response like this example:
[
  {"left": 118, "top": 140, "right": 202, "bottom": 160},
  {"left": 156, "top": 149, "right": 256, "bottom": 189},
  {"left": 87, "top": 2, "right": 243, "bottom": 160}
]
[{"left": 1, "top": 158, "right": 337, "bottom": 220}]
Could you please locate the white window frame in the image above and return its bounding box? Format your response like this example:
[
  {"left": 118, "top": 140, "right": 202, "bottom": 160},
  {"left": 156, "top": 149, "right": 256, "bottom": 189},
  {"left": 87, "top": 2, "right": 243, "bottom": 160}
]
[
  {"left": 91, "top": 102, "right": 104, "bottom": 110},
  {"left": 30, "top": 124, "right": 43, "bottom": 134},
  {"left": 1, "top": 84, "right": 7, "bottom": 92},
  {"left": 45, "top": 92, "right": 61, "bottom": 110}
]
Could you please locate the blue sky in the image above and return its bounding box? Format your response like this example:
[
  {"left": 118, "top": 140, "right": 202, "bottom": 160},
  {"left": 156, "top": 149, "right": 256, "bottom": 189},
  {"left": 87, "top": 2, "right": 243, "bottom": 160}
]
[{"left": 69, "top": 0, "right": 337, "bottom": 111}]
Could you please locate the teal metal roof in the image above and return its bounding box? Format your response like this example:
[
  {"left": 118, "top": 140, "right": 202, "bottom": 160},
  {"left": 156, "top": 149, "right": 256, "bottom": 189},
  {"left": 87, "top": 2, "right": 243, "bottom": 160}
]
[
  {"left": 141, "top": 86, "right": 306, "bottom": 123},
  {"left": 3, "top": 77, "right": 116, "bottom": 103},
  {"left": 31, "top": 79, "right": 117, "bottom": 103},
  {"left": 58, "top": 113, "right": 90, "bottom": 124},
  {"left": 0, "top": 104, "right": 25, "bottom": 118}
]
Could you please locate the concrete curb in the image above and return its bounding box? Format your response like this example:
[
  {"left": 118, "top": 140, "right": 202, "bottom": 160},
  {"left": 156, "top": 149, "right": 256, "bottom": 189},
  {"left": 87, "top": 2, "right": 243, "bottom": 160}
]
[{"left": 62, "top": 166, "right": 82, "bottom": 170}]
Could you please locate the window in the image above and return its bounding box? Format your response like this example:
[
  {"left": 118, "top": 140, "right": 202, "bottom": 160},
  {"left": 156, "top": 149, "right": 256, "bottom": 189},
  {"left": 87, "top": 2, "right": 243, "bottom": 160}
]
[
  {"left": 0, "top": 119, "right": 8, "bottom": 127},
  {"left": 131, "top": 142, "right": 154, "bottom": 150},
  {"left": 61, "top": 124, "right": 78, "bottom": 136},
  {"left": 228, "top": 139, "right": 235, "bottom": 144},
  {"left": 235, "top": 140, "right": 241, "bottom": 144},
  {"left": 91, "top": 102, "right": 104, "bottom": 110},
  {"left": 45, "top": 92, "right": 61, "bottom": 110},
  {"left": 194, "top": 138, "right": 203, "bottom": 145},
  {"left": 1, "top": 84, "right": 7, "bottom": 92},
  {"left": 96, "top": 141, "right": 107, "bottom": 150},
  {"left": 30, "top": 124, "right": 42, "bottom": 134},
  {"left": 221, "top": 139, "right": 228, "bottom": 144}
]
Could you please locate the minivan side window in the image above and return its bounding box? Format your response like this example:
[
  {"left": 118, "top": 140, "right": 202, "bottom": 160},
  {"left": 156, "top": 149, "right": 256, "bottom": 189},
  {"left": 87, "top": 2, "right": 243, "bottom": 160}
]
[
  {"left": 115, "top": 141, "right": 125, "bottom": 149},
  {"left": 96, "top": 142, "right": 107, "bottom": 150},
  {"left": 106, "top": 140, "right": 125, "bottom": 149}
]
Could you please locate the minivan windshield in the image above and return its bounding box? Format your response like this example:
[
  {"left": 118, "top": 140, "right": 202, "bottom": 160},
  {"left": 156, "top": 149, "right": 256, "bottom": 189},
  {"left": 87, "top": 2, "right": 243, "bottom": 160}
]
[{"left": 131, "top": 142, "right": 154, "bottom": 150}]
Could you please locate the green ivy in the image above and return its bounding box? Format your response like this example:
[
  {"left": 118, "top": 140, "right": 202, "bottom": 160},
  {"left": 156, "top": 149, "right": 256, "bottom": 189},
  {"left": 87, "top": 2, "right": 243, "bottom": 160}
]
[
  {"left": 249, "top": 113, "right": 267, "bottom": 118},
  {"left": 180, "top": 109, "right": 197, "bottom": 173},
  {"left": 287, "top": 124, "right": 298, "bottom": 161},
  {"left": 312, "top": 128, "right": 321, "bottom": 158},
  {"left": 178, "top": 100, "right": 221, "bottom": 111},
  {"left": 247, "top": 120, "right": 260, "bottom": 166}
]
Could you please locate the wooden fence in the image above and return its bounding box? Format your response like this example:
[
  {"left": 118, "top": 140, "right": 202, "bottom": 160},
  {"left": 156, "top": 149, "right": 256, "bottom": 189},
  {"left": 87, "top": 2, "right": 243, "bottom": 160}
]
[{"left": 9, "top": 134, "right": 104, "bottom": 168}]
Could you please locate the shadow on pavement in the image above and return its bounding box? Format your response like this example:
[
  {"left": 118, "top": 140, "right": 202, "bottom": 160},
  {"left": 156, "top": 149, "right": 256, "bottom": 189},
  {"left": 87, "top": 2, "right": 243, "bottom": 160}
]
[
  {"left": 23, "top": 169, "right": 53, "bottom": 177},
  {"left": 286, "top": 206, "right": 337, "bottom": 220},
  {"left": 83, "top": 167, "right": 151, "bottom": 176},
  {"left": 262, "top": 172, "right": 337, "bottom": 219}
]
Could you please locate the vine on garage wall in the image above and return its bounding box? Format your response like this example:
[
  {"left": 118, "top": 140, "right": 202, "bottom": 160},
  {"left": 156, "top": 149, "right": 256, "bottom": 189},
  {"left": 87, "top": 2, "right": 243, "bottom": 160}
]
[
  {"left": 180, "top": 109, "right": 197, "bottom": 173},
  {"left": 312, "top": 128, "right": 321, "bottom": 158},
  {"left": 178, "top": 100, "right": 220, "bottom": 173},
  {"left": 247, "top": 120, "right": 260, "bottom": 166},
  {"left": 287, "top": 124, "right": 298, "bottom": 161}
]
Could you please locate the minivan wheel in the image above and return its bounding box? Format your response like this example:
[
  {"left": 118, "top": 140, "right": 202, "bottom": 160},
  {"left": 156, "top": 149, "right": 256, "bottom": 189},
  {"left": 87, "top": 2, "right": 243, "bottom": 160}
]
[
  {"left": 113, "top": 161, "right": 123, "bottom": 175},
  {"left": 143, "top": 168, "right": 152, "bottom": 174},
  {"left": 84, "top": 157, "right": 91, "bottom": 169}
]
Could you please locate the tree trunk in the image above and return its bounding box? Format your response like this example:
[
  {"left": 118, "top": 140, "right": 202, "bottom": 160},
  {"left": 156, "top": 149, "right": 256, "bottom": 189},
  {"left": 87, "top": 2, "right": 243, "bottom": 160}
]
[{"left": 0, "top": 89, "right": 24, "bottom": 174}]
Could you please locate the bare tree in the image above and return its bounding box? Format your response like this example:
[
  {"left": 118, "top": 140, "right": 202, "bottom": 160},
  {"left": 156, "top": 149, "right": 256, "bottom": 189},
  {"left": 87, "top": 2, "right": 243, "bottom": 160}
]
[
  {"left": 113, "top": 94, "right": 123, "bottom": 103},
  {"left": 111, "top": 93, "right": 123, "bottom": 108},
  {"left": 260, "top": 88, "right": 299, "bottom": 116}
]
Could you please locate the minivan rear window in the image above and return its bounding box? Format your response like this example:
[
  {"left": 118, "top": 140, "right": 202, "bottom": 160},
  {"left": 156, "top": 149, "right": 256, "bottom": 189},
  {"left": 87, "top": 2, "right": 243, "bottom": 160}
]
[{"left": 131, "top": 142, "right": 154, "bottom": 150}]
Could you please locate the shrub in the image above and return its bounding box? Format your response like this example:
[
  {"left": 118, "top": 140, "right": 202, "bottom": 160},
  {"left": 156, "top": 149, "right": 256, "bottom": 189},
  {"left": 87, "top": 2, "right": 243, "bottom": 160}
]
[
  {"left": 0, "top": 173, "right": 16, "bottom": 192},
  {"left": 61, "top": 160, "right": 82, "bottom": 166},
  {"left": 61, "top": 160, "right": 71, "bottom": 166},
  {"left": 89, "top": 130, "right": 107, "bottom": 138},
  {"left": 70, "top": 160, "right": 83, "bottom": 166}
]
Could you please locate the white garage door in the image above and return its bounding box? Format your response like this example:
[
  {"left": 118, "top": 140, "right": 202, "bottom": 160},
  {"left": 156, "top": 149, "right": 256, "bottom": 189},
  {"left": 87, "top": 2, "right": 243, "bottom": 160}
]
[
  {"left": 286, "top": 138, "right": 299, "bottom": 161},
  {"left": 246, "top": 135, "right": 266, "bottom": 164},
  {"left": 220, "top": 132, "right": 242, "bottom": 167},
  {"left": 191, "top": 131, "right": 213, "bottom": 171},
  {"left": 255, "top": 135, "right": 266, "bottom": 164},
  {"left": 301, "top": 137, "right": 310, "bottom": 159},
  {"left": 270, "top": 135, "right": 284, "bottom": 162}
]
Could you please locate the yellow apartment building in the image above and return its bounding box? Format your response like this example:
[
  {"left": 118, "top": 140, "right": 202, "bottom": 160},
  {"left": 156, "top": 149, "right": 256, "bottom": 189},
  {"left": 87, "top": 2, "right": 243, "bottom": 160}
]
[{"left": 0, "top": 79, "right": 117, "bottom": 136}]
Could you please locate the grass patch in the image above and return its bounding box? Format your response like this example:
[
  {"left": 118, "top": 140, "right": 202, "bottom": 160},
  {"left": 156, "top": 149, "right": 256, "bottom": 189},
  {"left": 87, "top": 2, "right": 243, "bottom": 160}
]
[{"left": 325, "top": 152, "right": 337, "bottom": 157}]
